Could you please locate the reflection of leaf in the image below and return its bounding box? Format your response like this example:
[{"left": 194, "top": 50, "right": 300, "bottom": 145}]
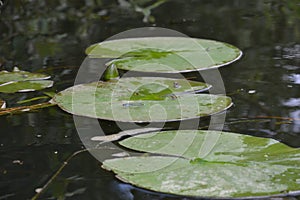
[
  {"left": 0, "top": 67, "right": 53, "bottom": 93},
  {"left": 133, "top": 0, "right": 168, "bottom": 23},
  {"left": 52, "top": 77, "right": 231, "bottom": 122},
  {"left": 86, "top": 37, "right": 242, "bottom": 73},
  {"left": 103, "top": 130, "right": 300, "bottom": 198},
  {"left": 118, "top": 0, "right": 168, "bottom": 23},
  {"left": 34, "top": 40, "right": 61, "bottom": 57}
]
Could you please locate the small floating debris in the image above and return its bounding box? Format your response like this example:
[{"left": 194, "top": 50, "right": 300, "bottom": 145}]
[
  {"left": 12, "top": 160, "right": 23, "bottom": 165},
  {"left": 112, "top": 152, "right": 130, "bottom": 157},
  {"left": 248, "top": 90, "right": 256, "bottom": 94},
  {"left": 35, "top": 188, "right": 42, "bottom": 193}
]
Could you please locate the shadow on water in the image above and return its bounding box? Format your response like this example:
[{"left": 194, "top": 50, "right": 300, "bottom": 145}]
[{"left": 0, "top": 0, "right": 300, "bottom": 199}]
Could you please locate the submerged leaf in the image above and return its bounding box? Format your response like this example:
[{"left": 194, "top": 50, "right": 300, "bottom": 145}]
[
  {"left": 86, "top": 37, "right": 242, "bottom": 73},
  {"left": 52, "top": 77, "right": 231, "bottom": 122},
  {"left": 17, "top": 96, "right": 50, "bottom": 104},
  {"left": 0, "top": 68, "right": 53, "bottom": 93},
  {"left": 103, "top": 130, "right": 300, "bottom": 198}
]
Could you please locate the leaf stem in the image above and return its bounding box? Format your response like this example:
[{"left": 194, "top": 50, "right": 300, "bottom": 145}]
[
  {"left": 31, "top": 149, "right": 88, "bottom": 200},
  {"left": 0, "top": 102, "right": 55, "bottom": 116}
]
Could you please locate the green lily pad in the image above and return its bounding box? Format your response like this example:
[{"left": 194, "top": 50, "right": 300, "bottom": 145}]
[
  {"left": 86, "top": 37, "right": 242, "bottom": 73},
  {"left": 0, "top": 67, "right": 53, "bottom": 93},
  {"left": 53, "top": 77, "right": 231, "bottom": 122},
  {"left": 0, "top": 80, "right": 54, "bottom": 93},
  {"left": 103, "top": 130, "right": 300, "bottom": 198},
  {"left": 0, "top": 67, "right": 50, "bottom": 84}
]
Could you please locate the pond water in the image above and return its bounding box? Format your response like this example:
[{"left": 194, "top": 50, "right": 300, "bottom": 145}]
[{"left": 0, "top": 0, "right": 299, "bottom": 199}]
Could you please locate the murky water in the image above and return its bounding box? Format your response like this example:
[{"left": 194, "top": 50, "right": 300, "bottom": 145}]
[{"left": 0, "top": 0, "right": 299, "bottom": 199}]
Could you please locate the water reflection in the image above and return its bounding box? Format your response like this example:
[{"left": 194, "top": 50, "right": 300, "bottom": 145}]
[
  {"left": 283, "top": 74, "right": 300, "bottom": 85},
  {"left": 290, "top": 110, "right": 300, "bottom": 125},
  {"left": 281, "top": 44, "right": 300, "bottom": 60},
  {"left": 282, "top": 98, "right": 300, "bottom": 107},
  {"left": 1, "top": 0, "right": 300, "bottom": 199},
  {"left": 282, "top": 65, "right": 300, "bottom": 71}
]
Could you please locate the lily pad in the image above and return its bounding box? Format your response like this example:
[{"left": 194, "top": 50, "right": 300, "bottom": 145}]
[
  {"left": 86, "top": 37, "right": 242, "bottom": 73},
  {"left": 0, "top": 67, "right": 50, "bottom": 84},
  {"left": 103, "top": 130, "right": 300, "bottom": 198},
  {"left": 53, "top": 77, "right": 231, "bottom": 122},
  {"left": 0, "top": 67, "right": 53, "bottom": 93}
]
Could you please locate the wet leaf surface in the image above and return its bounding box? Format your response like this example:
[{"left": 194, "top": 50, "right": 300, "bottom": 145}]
[
  {"left": 0, "top": 68, "right": 53, "bottom": 93},
  {"left": 86, "top": 37, "right": 242, "bottom": 73},
  {"left": 53, "top": 77, "right": 232, "bottom": 122},
  {"left": 103, "top": 130, "right": 300, "bottom": 198},
  {"left": 0, "top": 67, "right": 50, "bottom": 83},
  {"left": 0, "top": 80, "right": 54, "bottom": 93}
]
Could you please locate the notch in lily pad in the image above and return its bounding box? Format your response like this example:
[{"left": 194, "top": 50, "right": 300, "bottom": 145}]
[
  {"left": 103, "top": 130, "right": 300, "bottom": 198},
  {"left": 0, "top": 67, "right": 53, "bottom": 93},
  {"left": 86, "top": 37, "right": 242, "bottom": 73}
]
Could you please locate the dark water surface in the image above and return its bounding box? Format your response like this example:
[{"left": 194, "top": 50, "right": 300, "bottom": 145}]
[{"left": 0, "top": 0, "right": 299, "bottom": 199}]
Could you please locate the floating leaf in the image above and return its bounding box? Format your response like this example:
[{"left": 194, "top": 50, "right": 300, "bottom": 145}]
[
  {"left": 0, "top": 99, "right": 6, "bottom": 109},
  {"left": 103, "top": 130, "right": 300, "bottom": 198},
  {"left": 0, "top": 67, "right": 50, "bottom": 84},
  {"left": 0, "top": 80, "right": 54, "bottom": 93},
  {"left": 0, "top": 68, "right": 53, "bottom": 93},
  {"left": 53, "top": 77, "right": 231, "bottom": 122},
  {"left": 86, "top": 37, "right": 242, "bottom": 73}
]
